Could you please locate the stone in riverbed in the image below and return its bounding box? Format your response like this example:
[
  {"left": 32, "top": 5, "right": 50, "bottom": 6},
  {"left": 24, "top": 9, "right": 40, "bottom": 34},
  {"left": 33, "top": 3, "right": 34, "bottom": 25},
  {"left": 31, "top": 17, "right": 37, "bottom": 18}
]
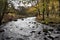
[
  {"left": 28, "top": 25, "right": 30, "bottom": 27},
  {"left": 0, "top": 29, "right": 4, "bottom": 33},
  {"left": 6, "top": 37, "right": 12, "bottom": 39},
  {"left": 38, "top": 31, "right": 41, "bottom": 35},
  {"left": 20, "top": 28, "right": 23, "bottom": 30},
  {"left": 29, "top": 22, "right": 31, "bottom": 23},
  {"left": 14, "top": 19, "right": 17, "bottom": 21},
  {"left": 21, "top": 18, "right": 24, "bottom": 21},
  {"left": 58, "top": 25, "right": 60, "bottom": 27},
  {"left": 32, "top": 26, "right": 35, "bottom": 28},
  {"left": 17, "top": 38, "right": 24, "bottom": 40},
  {"left": 33, "top": 22, "right": 36, "bottom": 24},
  {"left": 30, "top": 31, "right": 36, "bottom": 33},
  {"left": 44, "top": 37, "right": 47, "bottom": 40}
]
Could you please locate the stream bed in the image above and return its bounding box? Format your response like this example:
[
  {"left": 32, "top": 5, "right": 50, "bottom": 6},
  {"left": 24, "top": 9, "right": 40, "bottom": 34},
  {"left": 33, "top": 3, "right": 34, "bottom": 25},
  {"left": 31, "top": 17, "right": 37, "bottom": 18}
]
[{"left": 0, "top": 17, "right": 59, "bottom": 40}]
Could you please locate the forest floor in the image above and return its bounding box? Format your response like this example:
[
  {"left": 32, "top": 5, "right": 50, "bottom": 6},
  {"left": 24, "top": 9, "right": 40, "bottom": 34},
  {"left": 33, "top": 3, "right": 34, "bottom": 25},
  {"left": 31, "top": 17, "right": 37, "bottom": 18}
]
[{"left": 36, "top": 14, "right": 60, "bottom": 27}]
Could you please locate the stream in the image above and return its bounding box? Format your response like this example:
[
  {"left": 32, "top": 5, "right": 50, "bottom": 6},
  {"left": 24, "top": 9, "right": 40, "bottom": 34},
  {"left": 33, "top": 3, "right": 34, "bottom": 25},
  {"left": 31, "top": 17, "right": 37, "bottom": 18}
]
[{"left": 0, "top": 17, "right": 54, "bottom": 40}]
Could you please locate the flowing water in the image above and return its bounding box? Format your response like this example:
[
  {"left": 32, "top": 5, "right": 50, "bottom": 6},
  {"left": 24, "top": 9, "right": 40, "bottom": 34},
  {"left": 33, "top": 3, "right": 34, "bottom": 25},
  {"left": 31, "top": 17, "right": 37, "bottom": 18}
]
[
  {"left": 0, "top": 0, "right": 52, "bottom": 40},
  {"left": 0, "top": 17, "right": 53, "bottom": 40}
]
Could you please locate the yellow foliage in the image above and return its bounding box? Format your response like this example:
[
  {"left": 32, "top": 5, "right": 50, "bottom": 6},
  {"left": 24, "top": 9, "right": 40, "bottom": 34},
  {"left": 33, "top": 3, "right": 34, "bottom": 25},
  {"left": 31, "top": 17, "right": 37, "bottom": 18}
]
[
  {"left": 8, "top": 13, "right": 16, "bottom": 17},
  {"left": 27, "top": 7, "right": 36, "bottom": 13}
]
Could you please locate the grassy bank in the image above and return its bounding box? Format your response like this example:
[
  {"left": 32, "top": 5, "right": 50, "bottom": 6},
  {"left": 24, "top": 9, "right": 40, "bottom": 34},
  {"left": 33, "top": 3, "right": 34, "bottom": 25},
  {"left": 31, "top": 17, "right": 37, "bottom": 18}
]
[{"left": 36, "top": 14, "right": 60, "bottom": 27}]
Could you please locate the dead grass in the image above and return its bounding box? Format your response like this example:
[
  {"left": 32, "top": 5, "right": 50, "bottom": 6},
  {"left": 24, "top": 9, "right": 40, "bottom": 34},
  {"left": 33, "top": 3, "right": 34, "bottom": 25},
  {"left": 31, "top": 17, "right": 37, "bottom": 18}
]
[{"left": 36, "top": 14, "right": 60, "bottom": 24}]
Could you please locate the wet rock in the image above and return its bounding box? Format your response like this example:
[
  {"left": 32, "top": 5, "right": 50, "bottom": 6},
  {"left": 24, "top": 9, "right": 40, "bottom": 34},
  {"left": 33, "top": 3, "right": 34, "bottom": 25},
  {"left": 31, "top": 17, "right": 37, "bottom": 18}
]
[
  {"left": 20, "top": 28, "right": 23, "bottom": 30},
  {"left": 9, "top": 19, "right": 12, "bottom": 21},
  {"left": 1, "top": 38, "right": 4, "bottom": 40},
  {"left": 44, "top": 33, "right": 47, "bottom": 35},
  {"left": 32, "top": 26, "right": 35, "bottom": 28},
  {"left": 28, "top": 25, "right": 30, "bottom": 27},
  {"left": 33, "top": 22, "right": 36, "bottom": 24},
  {"left": 52, "top": 24, "right": 55, "bottom": 27},
  {"left": 14, "top": 19, "right": 17, "bottom": 21},
  {"left": 29, "top": 22, "right": 31, "bottom": 23},
  {"left": 10, "top": 24, "right": 12, "bottom": 26},
  {"left": 48, "top": 36, "right": 54, "bottom": 39},
  {"left": 2, "top": 22, "right": 6, "bottom": 24},
  {"left": 44, "top": 37, "right": 47, "bottom": 40},
  {"left": 0, "top": 25, "right": 4, "bottom": 28},
  {"left": 17, "top": 38, "right": 24, "bottom": 40},
  {"left": 30, "top": 31, "right": 36, "bottom": 33},
  {"left": 21, "top": 18, "right": 24, "bottom": 21},
  {"left": 0, "top": 29, "right": 4, "bottom": 33},
  {"left": 38, "top": 31, "right": 41, "bottom": 35},
  {"left": 6, "top": 37, "right": 12, "bottom": 39},
  {"left": 57, "top": 31, "right": 60, "bottom": 34},
  {"left": 49, "top": 22, "right": 54, "bottom": 24},
  {"left": 58, "top": 25, "right": 60, "bottom": 27},
  {"left": 16, "top": 26, "right": 18, "bottom": 28},
  {"left": 48, "top": 29, "right": 53, "bottom": 32}
]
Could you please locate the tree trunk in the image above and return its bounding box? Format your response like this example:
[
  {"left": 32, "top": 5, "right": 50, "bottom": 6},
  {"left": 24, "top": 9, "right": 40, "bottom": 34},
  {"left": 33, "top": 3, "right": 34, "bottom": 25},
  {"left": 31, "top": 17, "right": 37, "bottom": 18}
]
[
  {"left": 46, "top": 0, "right": 49, "bottom": 18},
  {"left": 52, "top": 2, "right": 55, "bottom": 15},
  {"left": 0, "top": 0, "right": 7, "bottom": 25},
  {"left": 37, "top": 0, "right": 40, "bottom": 16},
  {"left": 42, "top": 9, "right": 45, "bottom": 20},
  {"left": 38, "top": 8, "right": 40, "bottom": 16},
  {"left": 42, "top": 0, "right": 45, "bottom": 20},
  {"left": 58, "top": 0, "right": 60, "bottom": 16}
]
